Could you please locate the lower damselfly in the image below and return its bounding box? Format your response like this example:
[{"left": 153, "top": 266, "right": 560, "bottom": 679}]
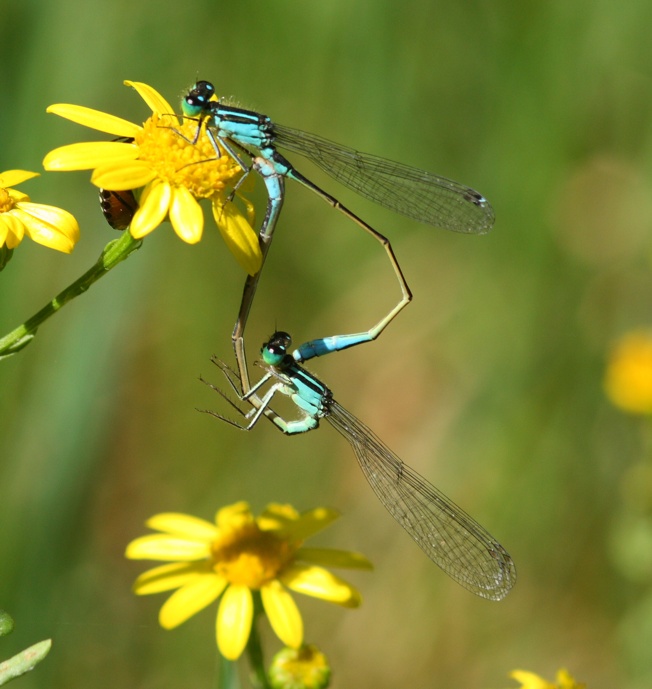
[{"left": 203, "top": 330, "right": 515, "bottom": 601}]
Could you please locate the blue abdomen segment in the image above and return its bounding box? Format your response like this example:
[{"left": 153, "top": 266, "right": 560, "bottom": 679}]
[{"left": 294, "top": 333, "right": 374, "bottom": 362}]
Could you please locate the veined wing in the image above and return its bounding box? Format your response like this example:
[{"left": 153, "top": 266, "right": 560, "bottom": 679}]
[
  {"left": 326, "top": 400, "right": 515, "bottom": 600},
  {"left": 272, "top": 123, "right": 494, "bottom": 235}
]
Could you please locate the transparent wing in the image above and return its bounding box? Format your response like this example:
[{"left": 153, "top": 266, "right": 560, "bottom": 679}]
[
  {"left": 272, "top": 123, "right": 494, "bottom": 235},
  {"left": 326, "top": 401, "right": 515, "bottom": 600}
]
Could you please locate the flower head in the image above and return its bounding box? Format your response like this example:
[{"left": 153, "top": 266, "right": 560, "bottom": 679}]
[
  {"left": 510, "top": 668, "right": 586, "bottom": 689},
  {"left": 43, "top": 81, "right": 261, "bottom": 274},
  {"left": 604, "top": 330, "right": 652, "bottom": 414},
  {"left": 126, "top": 501, "right": 371, "bottom": 660},
  {"left": 0, "top": 169, "right": 79, "bottom": 255}
]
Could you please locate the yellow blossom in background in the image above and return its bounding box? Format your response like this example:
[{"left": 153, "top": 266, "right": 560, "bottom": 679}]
[
  {"left": 510, "top": 668, "right": 586, "bottom": 689},
  {"left": 43, "top": 81, "right": 262, "bottom": 274},
  {"left": 604, "top": 330, "right": 652, "bottom": 414},
  {"left": 125, "top": 501, "right": 371, "bottom": 660},
  {"left": 0, "top": 169, "right": 79, "bottom": 254}
]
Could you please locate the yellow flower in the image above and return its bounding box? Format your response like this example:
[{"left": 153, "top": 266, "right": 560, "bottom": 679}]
[
  {"left": 0, "top": 169, "right": 79, "bottom": 254},
  {"left": 269, "top": 645, "right": 331, "bottom": 689},
  {"left": 43, "top": 81, "right": 262, "bottom": 275},
  {"left": 126, "top": 502, "right": 372, "bottom": 660},
  {"left": 510, "top": 668, "right": 586, "bottom": 689},
  {"left": 605, "top": 330, "right": 652, "bottom": 414}
]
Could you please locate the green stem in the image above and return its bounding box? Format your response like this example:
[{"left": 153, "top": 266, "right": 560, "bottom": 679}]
[
  {"left": 0, "top": 639, "right": 51, "bottom": 685},
  {"left": 0, "top": 231, "right": 142, "bottom": 360},
  {"left": 246, "top": 594, "right": 271, "bottom": 689},
  {"left": 219, "top": 656, "right": 240, "bottom": 689}
]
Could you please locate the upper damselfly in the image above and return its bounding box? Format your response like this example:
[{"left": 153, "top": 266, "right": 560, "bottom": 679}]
[
  {"left": 182, "top": 81, "right": 494, "bottom": 235},
  {"left": 181, "top": 81, "right": 494, "bottom": 390}
]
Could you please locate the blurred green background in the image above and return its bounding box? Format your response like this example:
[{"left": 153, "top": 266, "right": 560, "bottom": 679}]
[{"left": 2, "top": 0, "right": 652, "bottom": 687}]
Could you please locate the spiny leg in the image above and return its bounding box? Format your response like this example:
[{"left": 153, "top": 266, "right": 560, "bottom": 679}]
[
  {"left": 169, "top": 116, "right": 286, "bottom": 398},
  {"left": 232, "top": 159, "right": 285, "bottom": 396},
  {"left": 201, "top": 357, "right": 291, "bottom": 431}
]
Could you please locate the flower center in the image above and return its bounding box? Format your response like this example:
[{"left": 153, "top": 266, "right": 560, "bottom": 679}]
[
  {"left": 135, "top": 114, "right": 245, "bottom": 199},
  {"left": 211, "top": 523, "right": 296, "bottom": 589},
  {"left": 0, "top": 188, "right": 15, "bottom": 213}
]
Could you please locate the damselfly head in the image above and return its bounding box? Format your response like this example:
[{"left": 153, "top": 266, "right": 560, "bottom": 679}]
[
  {"left": 183, "top": 81, "right": 216, "bottom": 116},
  {"left": 261, "top": 331, "right": 292, "bottom": 366}
]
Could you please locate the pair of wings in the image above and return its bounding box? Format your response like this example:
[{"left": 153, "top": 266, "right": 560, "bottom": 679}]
[
  {"left": 326, "top": 400, "right": 516, "bottom": 601},
  {"left": 271, "top": 122, "right": 495, "bottom": 235}
]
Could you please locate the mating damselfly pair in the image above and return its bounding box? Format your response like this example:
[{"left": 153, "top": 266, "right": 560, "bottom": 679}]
[{"left": 177, "top": 80, "right": 515, "bottom": 600}]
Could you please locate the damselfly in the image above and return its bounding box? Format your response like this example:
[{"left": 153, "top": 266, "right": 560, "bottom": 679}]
[
  {"left": 182, "top": 81, "right": 494, "bottom": 235},
  {"left": 182, "top": 82, "right": 494, "bottom": 386},
  {"left": 204, "top": 330, "right": 515, "bottom": 600}
]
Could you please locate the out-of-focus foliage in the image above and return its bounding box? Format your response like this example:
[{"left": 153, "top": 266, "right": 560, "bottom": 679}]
[{"left": 2, "top": 1, "right": 652, "bottom": 687}]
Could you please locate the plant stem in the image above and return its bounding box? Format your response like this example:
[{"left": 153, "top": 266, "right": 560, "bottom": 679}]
[
  {"left": 0, "top": 231, "right": 142, "bottom": 360},
  {"left": 0, "top": 640, "right": 51, "bottom": 685},
  {"left": 246, "top": 595, "right": 271, "bottom": 689}
]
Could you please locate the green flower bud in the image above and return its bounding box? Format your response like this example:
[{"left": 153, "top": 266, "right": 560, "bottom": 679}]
[{"left": 269, "top": 644, "right": 331, "bottom": 689}]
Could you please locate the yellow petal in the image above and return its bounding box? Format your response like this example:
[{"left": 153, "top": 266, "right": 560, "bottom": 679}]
[
  {"left": 0, "top": 170, "right": 39, "bottom": 187},
  {"left": 43, "top": 142, "right": 138, "bottom": 171},
  {"left": 133, "top": 562, "right": 209, "bottom": 594},
  {"left": 91, "top": 161, "right": 155, "bottom": 190},
  {"left": 235, "top": 189, "right": 256, "bottom": 226},
  {"left": 169, "top": 186, "right": 203, "bottom": 243},
  {"left": 159, "top": 573, "right": 226, "bottom": 629},
  {"left": 216, "top": 502, "right": 253, "bottom": 528},
  {"left": 509, "top": 670, "right": 551, "bottom": 689},
  {"left": 130, "top": 181, "right": 171, "bottom": 238},
  {"left": 11, "top": 208, "right": 76, "bottom": 254},
  {"left": 258, "top": 504, "right": 301, "bottom": 532},
  {"left": 1, "top": 213, "right": 25, "bottom": 247},
  {"left": 17, "top": 203, "right": 80, "bottom": 243},
  {"left": 280, "top": 564, "right": 361, "bottom": 608},
  {"left": 124, "top": 80, "right": 176, "bottom": 119},
  {"left": 216, "top": 584, "right": 253, "bottom": 660},
  {"left": 4, "top": 229, "right": 22, "bottom": 249},
  {"left": 146, "top": 513, "right": 219, "bottom": 540},
  {"left": 46, "top": 103, "right": 141, "bottom": 138},
  {"left": 281, "top": 507, "right": 341, "bottom": 541},
  {"left": 295, "top": 547, "right": 373, "bottom": 570},
  {"left": 556, "top": 669, "right": 582, "bottom": 689},
  {"left": 8, "top": 189, "right": 29, "bottom": 203},
  {"left": 260, "top": 580, "right": 303, "bottom": 648},
  {"left": 212, "top": 200, "right": 262, "bottom": 276},
  {"left": 125, "top": 534, "right": 211, "bottom": 561}
]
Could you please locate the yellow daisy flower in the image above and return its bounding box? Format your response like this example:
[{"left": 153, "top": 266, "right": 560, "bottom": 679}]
[
  {"left": 43, "top": 81, "right": 262, "bottom": 275},
  {"left": 126, "top": 501, "right": 372, "bottom": 660},
  {"left": 0, "top": 169, "right": 79, "bottom": 254},
  {"left": 510, "top": 668, "right": 586, "bottom": 689},
  {"left": 604, "top": 329, "right": 652, "bottom": 415}
]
